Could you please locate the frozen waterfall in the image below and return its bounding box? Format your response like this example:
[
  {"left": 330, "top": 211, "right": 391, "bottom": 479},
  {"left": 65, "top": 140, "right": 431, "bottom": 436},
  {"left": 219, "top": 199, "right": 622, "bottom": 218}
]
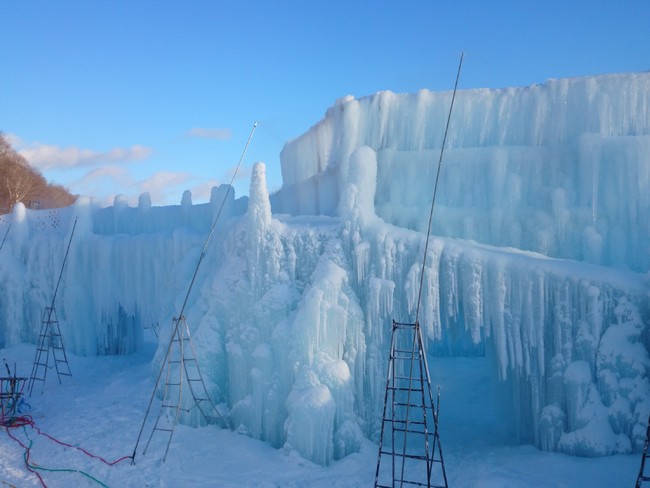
[{"left": 1, "top": 72, "right": 649, "bottom": 465}]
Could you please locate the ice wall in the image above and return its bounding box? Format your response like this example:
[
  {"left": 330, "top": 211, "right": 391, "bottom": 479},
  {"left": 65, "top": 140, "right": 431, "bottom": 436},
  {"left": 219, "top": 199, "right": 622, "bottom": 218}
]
[
  {"left": 1, "top": 73, "right": 649, "bottom": 465},
  {"left": 274, "top": 73, "right": 650, "bottom": 272},
  {"left": 0, "top": 186, "right": 246, "bottom": 355}
]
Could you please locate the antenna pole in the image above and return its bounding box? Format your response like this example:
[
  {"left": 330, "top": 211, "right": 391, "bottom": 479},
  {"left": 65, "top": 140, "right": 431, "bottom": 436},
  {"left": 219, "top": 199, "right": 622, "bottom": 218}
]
[
  {"left": 414, "top": 53, "right": 463, "bottom": 325},
  {"left": 177, "top": 121, "right": 257, "bottom": 321},
  {"left": 50, "top": 218, "right": 78, "bottom": 312},
  {"left": 0, "top": 224, "right": 11, "bottom": 253},
  {"left": 131, "top": 121, "right": 258, "bottom": 463}
]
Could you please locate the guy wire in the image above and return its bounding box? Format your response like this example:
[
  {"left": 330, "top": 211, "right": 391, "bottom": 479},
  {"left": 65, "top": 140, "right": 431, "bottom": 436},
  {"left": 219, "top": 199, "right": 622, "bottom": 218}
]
[
  {"left": 131, "top": 121, "right": 258, "bottom": 463},
  {"left": 414, "top": 54, "right": 464, "bottom": 326},
  {"left": 0, "top": 224, "right": 10, "bottom": 253}
]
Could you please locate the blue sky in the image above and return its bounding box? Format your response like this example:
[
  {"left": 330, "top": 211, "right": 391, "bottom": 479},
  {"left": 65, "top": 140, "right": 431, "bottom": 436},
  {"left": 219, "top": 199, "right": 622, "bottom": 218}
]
[{"left": 2, "top": 1, "right": 648, "bottom": 206}]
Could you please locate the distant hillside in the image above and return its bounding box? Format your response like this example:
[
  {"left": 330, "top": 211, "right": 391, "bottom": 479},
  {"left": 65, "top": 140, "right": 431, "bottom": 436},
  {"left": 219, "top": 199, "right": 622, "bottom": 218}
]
[{"left": 0, "top": 133, "right": 76, "bottom": 214}]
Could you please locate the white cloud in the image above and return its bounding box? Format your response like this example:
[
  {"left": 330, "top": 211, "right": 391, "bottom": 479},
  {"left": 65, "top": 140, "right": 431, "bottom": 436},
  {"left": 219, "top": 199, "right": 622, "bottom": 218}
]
[
  {"left": 223, "top": 163, "right": 253, "bottom": 185},
  {"left": 189, "top": 179, "right": 220, "bottom": 202},
  {"left": 69, "top": 165, "right": 133, "bottom": 206},
  {"left": 70, "top": 165, "right": 226, "bottom": 207},
  {"left": 13, "top": 138, "right": 152, "bottom": 171},
  {"left": 76, "top": 165, "right": 132, "bottom": 186},
  {"left": 138, "top": 171, "right": 190, "bottom": 190},
  {"left": 186, "top": 127, "right": 232, "bottom": 140},
  {"left": 138, "top": 171, "right": 191, "bottom": 202}
]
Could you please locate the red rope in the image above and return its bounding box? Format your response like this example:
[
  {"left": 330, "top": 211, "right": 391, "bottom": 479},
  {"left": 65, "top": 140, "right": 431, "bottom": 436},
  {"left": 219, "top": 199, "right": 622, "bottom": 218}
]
[
  {"left": 3, "top": 413, "right": 132, "bottom": 486},
  {"left": 30, "top": 422, "right": 132, "bottom": 466},
  {"left": 4, "top": 423, "right": 48, "bottom": 488}
]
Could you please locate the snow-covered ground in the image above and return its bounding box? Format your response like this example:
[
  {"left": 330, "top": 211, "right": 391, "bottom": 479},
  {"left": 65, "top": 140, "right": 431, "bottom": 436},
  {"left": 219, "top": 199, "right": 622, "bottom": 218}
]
[{"left": 0, "top": 341, "right": 641, "bottom": 487}]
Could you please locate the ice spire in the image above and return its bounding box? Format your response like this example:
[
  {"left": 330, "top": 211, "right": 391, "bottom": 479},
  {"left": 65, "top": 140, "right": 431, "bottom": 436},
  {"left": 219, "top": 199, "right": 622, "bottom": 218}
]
[{"left": 247, "top": 162, "right": 279, "bottom": 298}]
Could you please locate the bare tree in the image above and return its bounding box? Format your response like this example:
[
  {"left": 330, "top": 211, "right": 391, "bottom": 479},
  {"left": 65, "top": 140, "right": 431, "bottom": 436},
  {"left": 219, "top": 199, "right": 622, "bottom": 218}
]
[{"left": 0, "top": 133, "right": 76, "bottom": 214}]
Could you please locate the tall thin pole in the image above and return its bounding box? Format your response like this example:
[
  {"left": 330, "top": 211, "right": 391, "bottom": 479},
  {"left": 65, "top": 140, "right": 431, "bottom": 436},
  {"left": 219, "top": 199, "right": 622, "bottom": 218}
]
[
  {"left": 50, "top": 218, "right": 78, "bottom": 312},
  {"left": 44, "top": 217, "right": 78, "bottom": 327},
  {"left": 0, "top": 224, "right": 11, "bottom": 253},
  {"left": 177, "top": 121, "right": 257, "bottom": 320},
  {"left": 27, "top": 217, "right": 78, "bottom": 395},
  {"left": 414, "top": 53, "right": 463, "bottom": 325},
  {"left": 131, "top": 121, "right": 258, "bottom": 463}
]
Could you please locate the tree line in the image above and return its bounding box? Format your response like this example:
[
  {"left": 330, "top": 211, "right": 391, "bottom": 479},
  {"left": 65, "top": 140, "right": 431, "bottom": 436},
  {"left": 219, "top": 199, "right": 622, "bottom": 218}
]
[{"left": 0, "top": 133, "right": 76, "bottom": 214}]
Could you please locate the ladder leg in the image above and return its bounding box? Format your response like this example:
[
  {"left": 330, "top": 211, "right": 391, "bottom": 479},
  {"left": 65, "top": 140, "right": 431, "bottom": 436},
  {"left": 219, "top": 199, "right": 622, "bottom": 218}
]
[{"left": 636, "top": 415, "right": 650, "bottom": 487}]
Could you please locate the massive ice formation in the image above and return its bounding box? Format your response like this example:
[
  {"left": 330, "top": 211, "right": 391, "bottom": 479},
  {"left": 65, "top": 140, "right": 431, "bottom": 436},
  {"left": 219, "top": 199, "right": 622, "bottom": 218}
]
[
  {"left": 274, "top": 73, "right": 650, "bottom": 273},
  {"left": 1, "top": 72, "right": 649, "bottom": 464}
]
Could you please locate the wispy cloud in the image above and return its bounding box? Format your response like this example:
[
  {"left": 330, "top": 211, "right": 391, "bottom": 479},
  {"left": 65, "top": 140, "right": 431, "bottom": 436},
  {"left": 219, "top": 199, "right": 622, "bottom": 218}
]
[
  {"left": 71, "top": 167, "right": 192, "bottom": 206},
  {"left": 138, "top": 171, "right": 192, "bottom": 204},
  {"left": 223, "top": 163, "right": 253, "bottom": 185},
  {"left": 76, "top": 165, "right": 133, "bottom": 185},
  {"left": 189, "top": 179, "right": 220, "bottom": 202},
  {"left": 10, "top": 135, "right": 152, "bottom": 171},
  {"left": 9, "top": 134, "right": 238, "bottom": 206},
  {"left": 71, "top": 164, "right": 226, "bottom": 207},
  {"left": 186, "top": 127, "right": 232, "bottom": 140}
]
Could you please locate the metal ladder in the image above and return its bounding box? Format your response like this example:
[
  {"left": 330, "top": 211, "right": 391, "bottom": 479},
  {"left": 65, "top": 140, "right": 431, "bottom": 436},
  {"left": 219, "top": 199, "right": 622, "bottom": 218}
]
[
  {"left": 27, "top": 217, "right": 78, "bottom": 396},
  {"left": 27, "top": 306, "right": 72, "bottom": 395},
  {"left": 374, "top": 320, "right": 448, "bottom": 488},
  {"left": 141, "top": 316, "right": 227, "bottom": 462},
  {"left": 636, "top": 415, "right": 650, "bottom": 487}
]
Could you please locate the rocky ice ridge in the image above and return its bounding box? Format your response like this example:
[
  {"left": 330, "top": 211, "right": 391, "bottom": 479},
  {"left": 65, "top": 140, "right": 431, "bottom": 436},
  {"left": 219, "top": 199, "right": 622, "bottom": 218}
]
[{"left": 0, "top": 73, "right": 649, "bottom": 465}]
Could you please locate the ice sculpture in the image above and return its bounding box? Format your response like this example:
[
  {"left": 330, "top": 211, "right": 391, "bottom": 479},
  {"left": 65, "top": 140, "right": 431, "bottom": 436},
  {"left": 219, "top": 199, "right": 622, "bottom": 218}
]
[{"left": 0, "top": 72, "right": 649, "bottom": 463}]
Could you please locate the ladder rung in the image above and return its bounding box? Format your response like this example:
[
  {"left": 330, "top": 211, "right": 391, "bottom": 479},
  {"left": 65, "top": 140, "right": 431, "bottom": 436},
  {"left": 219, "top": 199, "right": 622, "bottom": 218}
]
[
  {"left": 392, "top": 428, "right": 429, "bottom": 436},
  {"left": 388, "top": 386, "right": 423, "bottom": 392},
  {"left": 394, "top": 375, "right": 423, "bottom": 381},
  {"left": 376, "top": 484, "right": 445, "bottom": 488},
  {"left": 395, "top": 480, "right": 434, "bottom": 488},
  {"left": 379, "top": 450, "right": 428, "bottom": 460},
  {"left": 394, "top": 401, "right": 425, "bottom": 406},
  {"left": 389, "top": 420, "right": 427, "bottom": 427},
  {"left": 384, "top": 451, "right": 437, "bottom": 462}
]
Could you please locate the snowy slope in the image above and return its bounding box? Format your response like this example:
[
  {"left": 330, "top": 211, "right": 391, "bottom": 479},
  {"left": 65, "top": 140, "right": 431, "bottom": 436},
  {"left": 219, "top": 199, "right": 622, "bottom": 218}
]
[{"left": 0, "top": 344, "right": 641, "bottom": 487}]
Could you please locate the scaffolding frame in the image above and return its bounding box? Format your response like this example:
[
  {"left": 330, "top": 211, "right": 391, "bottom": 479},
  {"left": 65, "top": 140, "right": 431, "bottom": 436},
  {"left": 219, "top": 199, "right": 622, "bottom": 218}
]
[
  {"left": 139, "top": 315, "right": 227, "bottom": 462},
  {"left": 27, "top": 218, "right": 77, "bottom": 395},
  {"left": 374, "top": 320, "right": 447, "bottom": 488}
]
